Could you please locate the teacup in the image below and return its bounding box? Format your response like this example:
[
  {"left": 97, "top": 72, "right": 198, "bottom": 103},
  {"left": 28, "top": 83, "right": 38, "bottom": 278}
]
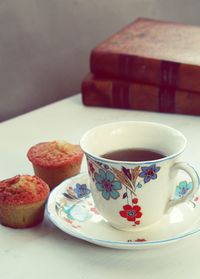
[{"left": 80, "top": 121, "right": 199, "bottom": 231}]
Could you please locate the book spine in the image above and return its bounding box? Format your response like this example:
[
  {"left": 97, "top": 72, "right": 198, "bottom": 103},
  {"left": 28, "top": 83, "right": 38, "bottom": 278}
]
[
  {"left": 81, "top": 75, "right": 200, "bottom": 116},
  {"left": 90, "top": 51, "right": 200, "bottom": 93}
]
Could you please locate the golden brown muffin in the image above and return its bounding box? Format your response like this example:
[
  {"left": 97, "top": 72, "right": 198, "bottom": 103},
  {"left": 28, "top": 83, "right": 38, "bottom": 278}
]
[
  {"left": 0, "top": 175, "right": 50, "bottom": 228},
  {"left": 27, "top": 141, "right": 84, "bottom": 190}
]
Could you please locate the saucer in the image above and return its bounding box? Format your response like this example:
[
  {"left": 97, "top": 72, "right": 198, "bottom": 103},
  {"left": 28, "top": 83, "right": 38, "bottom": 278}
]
[{"left": 46, "top": 173, "right": 200, "bottom": 250}]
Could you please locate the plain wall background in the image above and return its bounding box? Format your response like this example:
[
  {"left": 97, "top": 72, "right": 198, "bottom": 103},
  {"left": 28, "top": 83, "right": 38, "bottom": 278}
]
[{"left": 1, "top": 0, "right": 200, "bottom": 122}]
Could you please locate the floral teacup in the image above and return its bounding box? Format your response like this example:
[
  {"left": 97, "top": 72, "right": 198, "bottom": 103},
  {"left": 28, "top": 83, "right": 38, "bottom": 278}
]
[{"left": 80, "top": 121, "right": 199, "bottom": 231}]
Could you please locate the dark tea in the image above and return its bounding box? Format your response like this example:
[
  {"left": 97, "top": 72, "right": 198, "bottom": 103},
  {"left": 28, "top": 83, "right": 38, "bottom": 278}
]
[{"left": 101, "top": 148, "right": 166, "bottom": 162}]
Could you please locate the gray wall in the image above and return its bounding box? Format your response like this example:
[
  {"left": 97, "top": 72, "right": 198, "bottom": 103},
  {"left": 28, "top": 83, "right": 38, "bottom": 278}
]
[{"left": 1, "top": 0, "right": 200, "bottom": 121}]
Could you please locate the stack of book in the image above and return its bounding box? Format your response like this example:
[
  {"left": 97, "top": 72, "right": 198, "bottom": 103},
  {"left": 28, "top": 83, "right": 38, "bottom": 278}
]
[{"left": 81, "top": 18, "right": 200, "bottom": 115}]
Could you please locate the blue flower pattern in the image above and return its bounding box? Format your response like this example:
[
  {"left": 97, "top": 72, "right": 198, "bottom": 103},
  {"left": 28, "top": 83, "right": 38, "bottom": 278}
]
[
  {"left": 74, "top": 183, "right": 91, "bottom": 199},
  {"left": 95, "top": 169, "right": 122, "bottom": 200},
  {"left": 175, "top": 181, "right": 192, "bottom": 199},
  {"left": 139, "top": 164, "right": 160, "bottom": 183}
]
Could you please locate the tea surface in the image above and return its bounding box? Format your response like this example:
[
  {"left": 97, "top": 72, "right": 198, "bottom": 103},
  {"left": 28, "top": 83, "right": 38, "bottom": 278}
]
[{"left": 101, "top": 148, "right": 166, "bottom": 162}]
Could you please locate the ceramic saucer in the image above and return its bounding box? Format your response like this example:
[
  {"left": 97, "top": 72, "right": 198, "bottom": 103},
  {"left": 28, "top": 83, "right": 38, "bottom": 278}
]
[{"left": 46, "top": 173, "right": 200, "bottom": 250}]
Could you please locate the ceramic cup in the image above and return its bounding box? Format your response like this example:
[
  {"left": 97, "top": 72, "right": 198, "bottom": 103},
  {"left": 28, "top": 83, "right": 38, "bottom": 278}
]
[{"left": 80, "top": 121, "right": 199, "bottom": 231}]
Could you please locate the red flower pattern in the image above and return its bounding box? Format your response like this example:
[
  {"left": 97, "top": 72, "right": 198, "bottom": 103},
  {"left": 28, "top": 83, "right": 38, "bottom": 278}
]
[
  {"left": 119, "top": 198, "right": 142, "bottom": 225},
  {"left": 90, "top": 207, "right": 100, "bottom": 214},
  {"left": 127, "top": 238, "right": 146, "bottom": 242},
  {"left": 135, "top": 238, "right": 146, "bottom": 242}
]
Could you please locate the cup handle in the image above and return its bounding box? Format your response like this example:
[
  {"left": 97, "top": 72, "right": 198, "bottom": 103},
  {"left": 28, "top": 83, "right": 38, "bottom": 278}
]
[{"left": 165, "top": 162, "right": 200, "bottom": 212}]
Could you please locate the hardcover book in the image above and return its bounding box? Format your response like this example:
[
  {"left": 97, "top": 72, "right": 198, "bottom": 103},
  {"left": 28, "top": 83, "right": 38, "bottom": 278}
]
[
  {"left": 90, "top": 18, "right": 200, "bottom": 93},
  {"left": 81, "top": 74, "right": 200, "bottom": 116}
]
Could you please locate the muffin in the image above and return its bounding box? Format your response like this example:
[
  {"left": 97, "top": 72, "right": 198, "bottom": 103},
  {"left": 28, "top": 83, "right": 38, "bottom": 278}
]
[
  {"left": 27, "top": 141, "right": 84, "bottom": 190},
  {"left": 0, "top": 175, "right": 49, "bottom": 228}
]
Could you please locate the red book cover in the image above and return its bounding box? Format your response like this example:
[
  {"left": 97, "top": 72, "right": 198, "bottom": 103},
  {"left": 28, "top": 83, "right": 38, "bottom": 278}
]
[
  {"left": 90, "top": 18, "right": 200, "bottom": 93},
  {"left": 81, "top": 74, "right": 200, "bottom": 116}
]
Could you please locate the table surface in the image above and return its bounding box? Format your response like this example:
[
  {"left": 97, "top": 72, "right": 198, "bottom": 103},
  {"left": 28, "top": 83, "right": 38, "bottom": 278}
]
[{"left": 1, "top": 94, "right": 200, "bottom": 279}]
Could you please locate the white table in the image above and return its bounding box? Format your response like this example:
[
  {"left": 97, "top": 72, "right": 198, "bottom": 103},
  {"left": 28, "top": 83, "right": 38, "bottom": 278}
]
[{"left": 1, "top": 94, "right": 200, "bottom": 279}]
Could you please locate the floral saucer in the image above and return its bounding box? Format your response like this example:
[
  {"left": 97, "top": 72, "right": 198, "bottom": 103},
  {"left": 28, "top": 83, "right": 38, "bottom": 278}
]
[{"left": 46, "top": 173, "right": 200, "bottom": 250}]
